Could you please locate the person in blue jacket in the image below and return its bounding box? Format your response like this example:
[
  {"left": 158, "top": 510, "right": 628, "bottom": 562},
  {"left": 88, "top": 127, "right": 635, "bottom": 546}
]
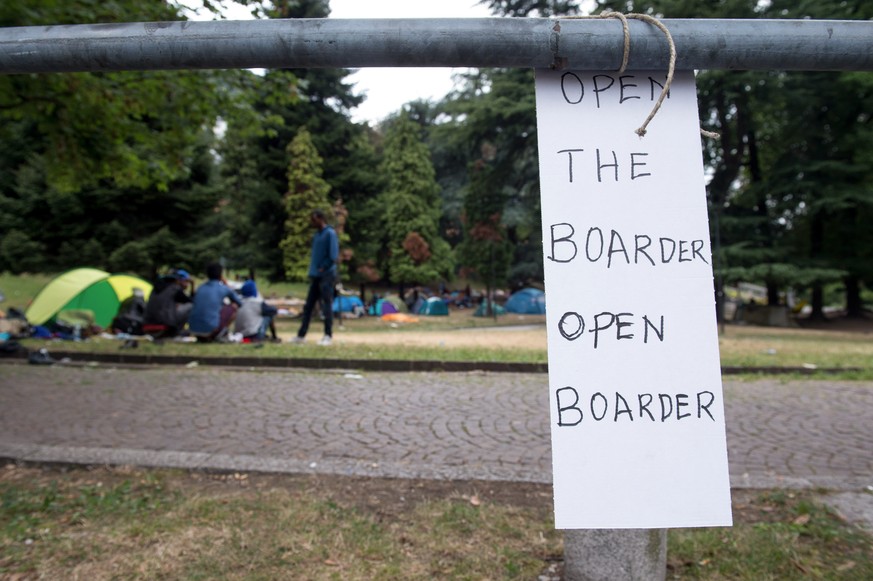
[
  {"left": 188, "top": 262, "right": 242, "bottom": 342},
  {"left": 292, "top": 209, "right": 339, "bottom": 346}
]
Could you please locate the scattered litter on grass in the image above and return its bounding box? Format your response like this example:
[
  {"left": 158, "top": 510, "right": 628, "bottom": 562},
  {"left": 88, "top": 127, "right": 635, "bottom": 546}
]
[
  {"left": 802, "top": 363, "right": 818, "bottom": 369},
  {"left": 185, "top": 361, "right": 199, "bottom": 368}
]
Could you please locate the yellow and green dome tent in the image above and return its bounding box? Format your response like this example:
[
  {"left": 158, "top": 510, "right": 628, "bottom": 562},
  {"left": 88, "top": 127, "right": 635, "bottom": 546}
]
[{"left": 25, "top": 268, "right": 152, "bottom": 328}]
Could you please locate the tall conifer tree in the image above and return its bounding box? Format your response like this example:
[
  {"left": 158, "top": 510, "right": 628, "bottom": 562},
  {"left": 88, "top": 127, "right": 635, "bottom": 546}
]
[
  {"left": 280, "top": 128, "right": 333, "bottom": 281},
  {"left": 378, "top": 113, "right": 453, "bottom": 285}
]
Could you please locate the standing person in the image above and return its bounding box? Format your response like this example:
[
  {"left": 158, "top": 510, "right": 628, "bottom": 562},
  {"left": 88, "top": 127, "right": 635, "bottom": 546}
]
[
  {"left": 292, "top": 209, "right": 339, "bottom": 346},
  {"left": 188, "top": 262, "right": 242, "bottom": 342}
]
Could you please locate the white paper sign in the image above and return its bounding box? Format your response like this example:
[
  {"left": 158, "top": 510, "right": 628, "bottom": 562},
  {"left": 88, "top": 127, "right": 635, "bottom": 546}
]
[{"left": 535, "top": 70, "right": 732, "bottom": 529}]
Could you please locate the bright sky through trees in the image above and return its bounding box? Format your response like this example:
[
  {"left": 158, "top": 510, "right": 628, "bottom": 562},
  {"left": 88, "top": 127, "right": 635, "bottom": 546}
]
[{"left": 180, "top": 0, "right": 492, "bottom": 124}]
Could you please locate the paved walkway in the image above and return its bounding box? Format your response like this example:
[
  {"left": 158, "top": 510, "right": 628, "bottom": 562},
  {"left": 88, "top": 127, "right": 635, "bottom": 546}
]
[{"left": 1, "top": 362, "right": 871, "bottom": 495}]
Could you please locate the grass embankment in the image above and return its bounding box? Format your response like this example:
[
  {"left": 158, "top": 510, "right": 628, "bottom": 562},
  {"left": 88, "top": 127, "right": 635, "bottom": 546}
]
[{"left": 1, "top": 465, "right": 870, "bottom": 580}]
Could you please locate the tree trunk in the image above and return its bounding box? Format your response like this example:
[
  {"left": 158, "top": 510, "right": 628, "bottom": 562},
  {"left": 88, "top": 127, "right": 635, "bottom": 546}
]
[
  {"left": 766, "top": 282, "right": 780, "bottom": 307},
  {"left": 845, "top": 275, "right": 864, "bottom": 318},
  {"left": 810, "top": 283, "right": 826, "bottom": 320},
  {"left": 809, "top": 211, "right": 826, "bottom": 320}
]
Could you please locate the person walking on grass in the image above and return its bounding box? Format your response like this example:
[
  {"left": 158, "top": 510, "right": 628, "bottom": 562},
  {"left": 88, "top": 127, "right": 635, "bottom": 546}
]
[{"left": 293, "top": 209, "right": 339, "bottom": 346}]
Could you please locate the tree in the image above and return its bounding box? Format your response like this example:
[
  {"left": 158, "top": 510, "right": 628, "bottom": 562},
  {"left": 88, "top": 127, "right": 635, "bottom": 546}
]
[
  {"left": 478, "top": 0, "right": 581, "bottom": 17},
  {"left": 377, "top": 113, "right": 453, "bottom": 286},
  {"left": 596, "top": 0, "right": 873, "bottom": 320},
  {"left": 456, "top": 160, "right": 513, "bottom": 311},
  {"left": 0, "top": 1, "right": 234, "bottom": 276},
  {"left": 433, "top": 67, "right": 545, "bottom": 286},
  {"left": 279, "top": 128, "right": 333, "bottom": 281},
  {"left": 217, "top": 0, "right": 380, "bottom": 281}
]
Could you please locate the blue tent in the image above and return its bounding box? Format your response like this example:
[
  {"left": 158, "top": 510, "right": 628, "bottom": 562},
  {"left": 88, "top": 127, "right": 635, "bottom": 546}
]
[
  {"left": 473, "top": 299, "right": 506, "bottom": 317},
  {"left": 418, "top": 296, "right": 449, "bottom": 316},
  {"left": 333, "top": 295, "right": 364, "bottom": 315},
  {"left": 505, "top": 288, "right": 546, "bottom": 314}
]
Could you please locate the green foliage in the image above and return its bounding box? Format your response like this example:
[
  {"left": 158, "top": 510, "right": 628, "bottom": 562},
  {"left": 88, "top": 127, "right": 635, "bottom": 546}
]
[
  {"left": 479, "top": 0, "right": 582, "bottom": 17},
  {"left": 598, "top": 0, "right": 873, "bottom": 315},
  {"left": 378, "top": 114, "right": 453, "bottom": 284},
  {"left": 216, "top": 0, "right": 377, "bottom": 281},
  {"left": 0, "top": 230, "right": 47, "bottom": 274},
  {"left": 433, "top": 68, "right": 544, "bottom": 286},
  {"left": 279, "top": 128, "right": 333, "bottom": 281},
  {"left": 0, "top": 1, "right": 237, "bottom": 277},
  {"left": 456, "top": 162, "right": 513, "bottom": 291}
]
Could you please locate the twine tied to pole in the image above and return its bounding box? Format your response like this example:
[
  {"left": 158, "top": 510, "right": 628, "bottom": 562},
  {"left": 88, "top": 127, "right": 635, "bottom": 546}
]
[{"left": 562, "top": 11, "right": 720, "bottom": 140}]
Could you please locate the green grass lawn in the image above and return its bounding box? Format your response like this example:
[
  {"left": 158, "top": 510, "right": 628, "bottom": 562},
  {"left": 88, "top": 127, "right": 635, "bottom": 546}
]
[
  {"left": 1, "top": 465, "right": 870, "bottom": 581},
  {"left": 5, "top": 272, "right": 873, "bottom": 377}
]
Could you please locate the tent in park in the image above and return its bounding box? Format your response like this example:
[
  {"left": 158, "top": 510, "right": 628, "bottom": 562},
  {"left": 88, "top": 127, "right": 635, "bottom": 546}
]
[
  {"left": 368, "top": 298, "right": 398, "bottom": 316},
  {"left": 418, "top": 296, "right": 449, "bottom": 316},
  {"left": 504, "top": 287, "right": 546, "bottom": 314},
  {"left": 332, "top": 295, "right": 365, "bottom": 316},
  {"left": 25, "top": 268, "right": 152, "bottom": 328},
  {"left": 473, "top": 300, "right": 506, "bottom": 317},
  {"left": 381, "top": 295, "right": 408, "bottom": 312}
]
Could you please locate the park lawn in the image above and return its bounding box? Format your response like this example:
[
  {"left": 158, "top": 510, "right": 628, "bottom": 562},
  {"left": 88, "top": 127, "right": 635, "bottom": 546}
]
[
  {"left": 12, "top": 314, "right": 873, "bottom": 377},
  {"left": 1, "top": 465, "right": 871, "bottom": 580},
  {"left": 5, "top": 271, "right": 873, "bottom": 375}
]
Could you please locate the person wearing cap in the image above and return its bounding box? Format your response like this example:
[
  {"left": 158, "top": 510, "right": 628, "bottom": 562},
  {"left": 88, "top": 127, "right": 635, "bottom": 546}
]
[
  {"left": 143, "top": 269, "right": 194, "bottom": 336},
  {"left": 188, "top": 262, "right": 243, "bottom": 342},
  {"left": 234, "top": 279, "right": 279, "bottom": 342}
]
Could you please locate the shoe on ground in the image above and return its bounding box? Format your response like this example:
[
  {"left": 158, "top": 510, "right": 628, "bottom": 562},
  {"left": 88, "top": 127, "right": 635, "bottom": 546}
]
[
  {"left": 291, "top": 336, "right": 306, "bottom": 344},
  {"left": 317, "top": 335, "right": 332, "bottom": 346},
  {"left": 28, "top": 348, "right": 55, "bottom": 365}
]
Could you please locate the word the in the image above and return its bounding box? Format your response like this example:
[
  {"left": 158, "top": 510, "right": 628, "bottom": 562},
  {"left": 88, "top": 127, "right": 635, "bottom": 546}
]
[
  {"left": 556, "top": 148, "right": 651, "bottom": 183},
  {"left": 555, "top": 387, "right": 717, "bottom": 426},
  {"left": 559, "top": 73, "right": 669, "bottom": 108},
  {"left": 548, "top": 223, "right": 709, "bottom": 268}
]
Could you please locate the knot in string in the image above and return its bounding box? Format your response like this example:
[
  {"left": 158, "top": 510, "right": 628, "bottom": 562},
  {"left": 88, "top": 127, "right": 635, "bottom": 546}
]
[{"left": 561, "top": 12, "right": 718, "bottom": 140}]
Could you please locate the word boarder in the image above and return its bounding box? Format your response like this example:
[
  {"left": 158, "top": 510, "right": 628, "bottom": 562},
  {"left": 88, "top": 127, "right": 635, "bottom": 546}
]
[{"left": 535, "top": 70, "right": 732, "bottom": 529}]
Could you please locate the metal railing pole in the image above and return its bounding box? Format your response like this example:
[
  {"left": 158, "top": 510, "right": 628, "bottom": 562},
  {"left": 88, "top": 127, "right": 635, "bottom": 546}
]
[{"left": 1, "top": 18, "right": 872, "bottom": 74}]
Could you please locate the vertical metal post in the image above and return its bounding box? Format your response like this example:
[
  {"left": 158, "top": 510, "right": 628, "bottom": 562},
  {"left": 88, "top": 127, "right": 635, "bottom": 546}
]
[{"left": 563, "top": 529, "right": 667, "bottom": 581}]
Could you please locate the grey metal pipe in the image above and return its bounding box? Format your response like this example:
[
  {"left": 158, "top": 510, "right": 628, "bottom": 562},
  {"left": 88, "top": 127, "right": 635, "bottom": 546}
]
[{"left": 1, "top": 18, "right": 871, "bottom": 74}]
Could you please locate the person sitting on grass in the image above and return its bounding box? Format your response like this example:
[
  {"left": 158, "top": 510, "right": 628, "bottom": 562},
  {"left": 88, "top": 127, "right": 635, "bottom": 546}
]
[
  {"left": 143, "top": 269, "right": 193, "bottom": 337},
  {"left": 234, "top": 279, "right": 280, "bottom": 343},
  {"left": 188, "top": 263, "right": 242, "bottom": 342}
]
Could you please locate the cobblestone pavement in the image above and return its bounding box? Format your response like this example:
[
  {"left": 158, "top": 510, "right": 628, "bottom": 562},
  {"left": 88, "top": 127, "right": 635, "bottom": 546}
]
[{"left": 1, "top": 364, "right": 872, "bottom": 492}]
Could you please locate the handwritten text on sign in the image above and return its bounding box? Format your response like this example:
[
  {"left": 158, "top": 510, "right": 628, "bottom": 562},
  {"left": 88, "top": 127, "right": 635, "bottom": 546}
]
[{"left": 535, "top": 70, "right": 732, "bottom": 530}]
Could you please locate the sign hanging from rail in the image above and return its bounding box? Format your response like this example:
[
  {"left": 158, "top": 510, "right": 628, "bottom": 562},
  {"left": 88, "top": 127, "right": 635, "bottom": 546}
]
[{"left": 535, "top": 69, "right": 732, "bottom": 529}]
